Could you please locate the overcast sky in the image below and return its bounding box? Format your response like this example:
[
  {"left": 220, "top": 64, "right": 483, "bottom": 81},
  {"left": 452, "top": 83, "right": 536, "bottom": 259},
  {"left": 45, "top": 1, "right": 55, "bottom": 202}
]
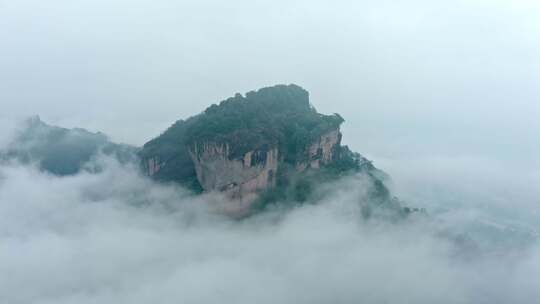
[{"left": 1, "top": 0, "right": 539, "bottom": 201}]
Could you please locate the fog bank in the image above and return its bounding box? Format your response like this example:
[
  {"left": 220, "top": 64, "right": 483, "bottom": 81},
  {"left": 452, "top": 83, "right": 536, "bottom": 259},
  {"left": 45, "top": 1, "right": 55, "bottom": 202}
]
[{"left": 0, "top": 157, "right": 538, "bottom": 304}]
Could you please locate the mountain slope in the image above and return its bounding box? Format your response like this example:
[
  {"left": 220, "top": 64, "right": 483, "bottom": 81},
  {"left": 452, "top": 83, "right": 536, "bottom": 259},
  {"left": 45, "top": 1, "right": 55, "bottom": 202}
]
[{"left": 140, "top": 84, "right": 400, "bottom": 215}]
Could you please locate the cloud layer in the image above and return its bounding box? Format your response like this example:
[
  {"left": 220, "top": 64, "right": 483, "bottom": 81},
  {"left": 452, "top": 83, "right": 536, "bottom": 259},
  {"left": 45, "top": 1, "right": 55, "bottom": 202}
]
[{"left": 0, "top": 156, "right": 538, "bottom": 304}]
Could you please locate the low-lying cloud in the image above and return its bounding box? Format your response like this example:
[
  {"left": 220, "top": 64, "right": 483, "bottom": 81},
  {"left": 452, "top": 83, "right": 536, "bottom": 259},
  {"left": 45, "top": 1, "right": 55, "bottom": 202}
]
[{"left": 0, "top": 154, "right": 538, "bottom": 304}]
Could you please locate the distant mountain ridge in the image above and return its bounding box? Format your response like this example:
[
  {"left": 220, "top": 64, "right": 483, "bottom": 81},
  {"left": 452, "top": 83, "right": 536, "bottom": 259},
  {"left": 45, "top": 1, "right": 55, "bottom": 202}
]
[{"left": 0, "top": 115, "right": 138, "bottom": 175}]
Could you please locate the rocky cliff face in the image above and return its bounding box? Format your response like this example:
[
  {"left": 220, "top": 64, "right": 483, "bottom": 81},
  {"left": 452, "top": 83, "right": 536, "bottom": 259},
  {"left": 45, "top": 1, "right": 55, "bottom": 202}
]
[
  {"left": 189, "top": 142, "right": 278, "bottom": 212},
  {"left": 186, "top": 127, "right": 342, "bottom": 210},
  {"left": 146, "top": 156, "right": 163, "bottom": 176},
  {"left": 296, "top": 129, "right": 341, "bottom": 172}
]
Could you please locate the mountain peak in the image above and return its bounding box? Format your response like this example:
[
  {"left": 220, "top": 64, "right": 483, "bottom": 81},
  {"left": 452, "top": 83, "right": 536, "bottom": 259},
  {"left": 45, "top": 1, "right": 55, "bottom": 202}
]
[
  {"left": 139, "top": 84, "right": 394, "bottom": 216},
  {"left": 206, "top": 84, "right": 311, "bottom": 117}
]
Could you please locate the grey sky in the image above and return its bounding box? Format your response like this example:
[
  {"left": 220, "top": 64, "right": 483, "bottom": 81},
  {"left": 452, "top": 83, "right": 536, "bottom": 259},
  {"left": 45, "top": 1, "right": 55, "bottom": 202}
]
[{"left": 2, "top": 0, "right": 538, "bottom": 159}]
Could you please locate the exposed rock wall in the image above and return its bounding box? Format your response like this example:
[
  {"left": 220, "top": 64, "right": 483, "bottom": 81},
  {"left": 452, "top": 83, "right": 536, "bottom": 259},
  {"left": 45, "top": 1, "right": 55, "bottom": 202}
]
[
  {"left": 189, "top": 142, "right": 279, "bottom": 212},
  {"left": 146, "top": 157, "right": 163, "bottom": 176},
  {"left": 146, "top": 127, "right": 340, "bottom": 189},
  {"left": 296, "top": 129, "right": 342, "bottom": 172},
  {"left": 144, "top": 127, "right": 342, "bottom": 214},
  {"left": 190, "top": 128, "right": 340, "bottom": 193}
]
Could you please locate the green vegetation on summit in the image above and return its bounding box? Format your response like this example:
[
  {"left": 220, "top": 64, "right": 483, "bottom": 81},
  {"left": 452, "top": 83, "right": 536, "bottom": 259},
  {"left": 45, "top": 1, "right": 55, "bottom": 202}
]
[{"left": 142, "top": 84, "right": 343, "bottom": 161}]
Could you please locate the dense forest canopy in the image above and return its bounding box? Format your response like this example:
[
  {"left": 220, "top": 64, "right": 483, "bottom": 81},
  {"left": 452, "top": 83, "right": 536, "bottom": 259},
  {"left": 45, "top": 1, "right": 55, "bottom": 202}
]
[{"left": 141, "top": 84, "right": 344, "bottom": 162}]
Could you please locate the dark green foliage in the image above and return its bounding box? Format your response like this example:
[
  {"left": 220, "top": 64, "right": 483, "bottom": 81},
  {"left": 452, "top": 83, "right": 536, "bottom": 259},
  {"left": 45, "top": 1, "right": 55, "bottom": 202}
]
[
  {"left": 183, "top": 84, "right": 343, "bottom": 160},
  {"left": 252, "top": 144, "right": 385, "bottom": 211},
  {"left": 293, "top": 179, "right": 313, "bottom": 202},
  {"left": 139, "top": 118, "right": 203, "bottom": 191}
]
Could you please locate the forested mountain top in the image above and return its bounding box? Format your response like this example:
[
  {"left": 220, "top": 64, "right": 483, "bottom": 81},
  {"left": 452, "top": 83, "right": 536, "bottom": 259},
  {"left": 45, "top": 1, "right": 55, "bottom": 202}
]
[{"left": 141, "top": 84, "right": 344, "bottom": 161}]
